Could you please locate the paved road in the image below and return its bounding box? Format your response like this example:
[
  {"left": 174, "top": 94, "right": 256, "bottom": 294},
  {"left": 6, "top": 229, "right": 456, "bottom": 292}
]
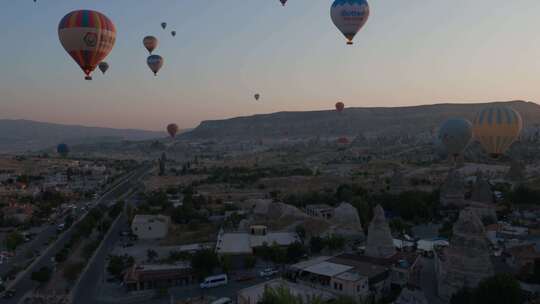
[
  {"left": 71, "top": 166, "right": 151, "bottom": 304},
  {"left": 0, "top": 164, "right": 152, "bottom": 304}
]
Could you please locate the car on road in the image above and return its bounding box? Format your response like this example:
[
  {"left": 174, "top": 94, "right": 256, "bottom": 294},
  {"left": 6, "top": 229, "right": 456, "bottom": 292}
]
[
  {"left": 57, "top": 223, "right": 65, "bottom": 232},
  {"left": 259, "top": 268, "right": 279, "bottom": 278},
  {"left": 1, "top": 289, "right": 16, "bottom": 299},
  {"left": 200, "top": 274, "right": 228, "bottom": 289},
  {"left": 211, "top": 298, "right": 233, "bottom": 304}
]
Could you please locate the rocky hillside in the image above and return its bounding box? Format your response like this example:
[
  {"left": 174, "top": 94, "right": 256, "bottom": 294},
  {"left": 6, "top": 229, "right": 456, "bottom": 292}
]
[
  {"left": 0, "top": 119, "right": 163, "bottom": 153},
  {"left": 182, "top": 101, "right": 540, "bottom": 140}
]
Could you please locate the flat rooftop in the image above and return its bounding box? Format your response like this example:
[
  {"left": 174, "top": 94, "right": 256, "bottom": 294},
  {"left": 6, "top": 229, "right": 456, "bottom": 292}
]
[{"left": 303, "top": 262, "right": 353, "bottom": 277}]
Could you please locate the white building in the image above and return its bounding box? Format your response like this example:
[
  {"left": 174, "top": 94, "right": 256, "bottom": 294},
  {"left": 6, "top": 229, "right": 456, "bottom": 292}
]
[{"left": 131, "top": 215, "right": 171, "bottom": 240}]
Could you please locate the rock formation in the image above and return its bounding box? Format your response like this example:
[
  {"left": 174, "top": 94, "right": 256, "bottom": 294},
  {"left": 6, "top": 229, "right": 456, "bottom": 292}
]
[
  {"left": 440, "top": 169, "right": 465, "bottom": 207},
  {"left": 365, "top": 205, "right": 395, "bottom": 258},
  {"left": 437, "top": 208, "right": 494, "bottom": 302},
  {"left": 329, "top": 202, "right": 365, "bottom": 240},
  {"left": 506, "top": 160, "right": 525, "bottom": 182},
  {"left": 395, "top": 286, "right": 428, "bottom": 304},
  {"left": 470, "top": 171, "right": 493, "bottom": 204}
]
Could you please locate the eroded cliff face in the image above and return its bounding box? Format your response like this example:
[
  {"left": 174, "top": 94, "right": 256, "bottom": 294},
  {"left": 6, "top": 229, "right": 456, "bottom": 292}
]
[{"left": 182, "top": 101, "right": 540, "bottom": 141}]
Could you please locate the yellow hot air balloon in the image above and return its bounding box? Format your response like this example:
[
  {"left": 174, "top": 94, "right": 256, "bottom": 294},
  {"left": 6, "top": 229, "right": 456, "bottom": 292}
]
[{"left": 473, "top": 105, "right": 523, "bottom": 158}]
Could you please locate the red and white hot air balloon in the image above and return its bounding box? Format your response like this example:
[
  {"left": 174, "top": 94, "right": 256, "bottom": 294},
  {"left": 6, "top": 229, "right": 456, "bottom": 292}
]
[{"left": 58, "top": 10, "right": 116, "bottom": 80}]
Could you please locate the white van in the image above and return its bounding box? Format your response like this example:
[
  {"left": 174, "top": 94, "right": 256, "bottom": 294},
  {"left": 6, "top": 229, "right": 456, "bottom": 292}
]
[
  {"left": 211, "top": 298, "right": 232, "bottom": 304},
  {"left": 200, "top": 274, "right": 228, "bottom": 289}
]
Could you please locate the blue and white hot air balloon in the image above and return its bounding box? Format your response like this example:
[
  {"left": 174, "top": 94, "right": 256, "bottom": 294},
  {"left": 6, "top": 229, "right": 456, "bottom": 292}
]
[
  {"left": 438, "top": 118, "right": 473, "bottom": 158},
  {"left": 331, "top": 0, "right": 370, "bottom": 45}
]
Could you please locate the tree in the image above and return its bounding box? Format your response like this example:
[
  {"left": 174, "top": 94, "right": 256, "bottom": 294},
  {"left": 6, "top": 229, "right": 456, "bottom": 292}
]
[
  {"left": 31, "top": 266, "right": 52, "bottom": 284},
  {"left": 5, "top": 231, "right": 24, "bottom": 251},
  {"left": 286, "top": 242, "right": 306, "bottom": 263},
  {"left": 244, "top": 256, "right": 256, "bottom": 269},
  {"left": 147, "top": 249, "right": 158, "bottom": 262},
  {"left": 310, "top": 237, "right": 324, "bottom": 254},
  {"left": 259, "top": 285, "right": 304, "bottom": 304},
  {"left": 326, "top": 235, "right": 345, "bottom": 252},
  {"left": 295, "top": 225, "right": 306, "bottom": 242},
  {"left": 63, "top": 262, "right": 85, "bottom": 282},
  {"left": 107, "top": 255, "right": 134, "bottom": 279},
  {"left": 450, "top": 287, "right": 474, "bottom": 304},
  {"left": 191, "top": 249, "right": 219, "bottom": 278},
  {"left": 221, "top": 255, "right": 232, "bottom": 274},
  {"left": 474, "top": 274, "right": 521, "bottom": 304}
]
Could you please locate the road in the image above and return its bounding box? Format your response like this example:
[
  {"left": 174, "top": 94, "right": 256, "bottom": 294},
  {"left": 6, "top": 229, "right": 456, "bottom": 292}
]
[{"left": 1, "top": 164, "right": 152, "bottom": 304}]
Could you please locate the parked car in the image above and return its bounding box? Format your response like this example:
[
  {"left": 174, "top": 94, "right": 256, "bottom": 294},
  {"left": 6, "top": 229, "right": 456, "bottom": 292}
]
[
  {"left": 200, "top": 274, "right": 228, "bottom": 289},
  {"left": 259, "top": 268, "right": 279, "bottom": 278},
  {"left": 2, "top": 289, "right": 16, "bottom": 299},
  {"left": 211, "top": 298, "right": 233, "bottom": 304}
]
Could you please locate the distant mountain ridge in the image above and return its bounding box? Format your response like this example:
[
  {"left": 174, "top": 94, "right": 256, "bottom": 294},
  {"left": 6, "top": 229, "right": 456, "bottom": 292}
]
[
  {"left": 182, "top": 101, "right": 540, "bottom": 141},
  {"left": 0, "top": 119, "right": 163, "bottom": 153}
]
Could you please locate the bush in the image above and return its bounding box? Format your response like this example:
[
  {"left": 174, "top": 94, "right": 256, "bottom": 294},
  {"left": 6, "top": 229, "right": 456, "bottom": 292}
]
[{"left": 63, "top": 262, "right": 85, "bottom": 282}]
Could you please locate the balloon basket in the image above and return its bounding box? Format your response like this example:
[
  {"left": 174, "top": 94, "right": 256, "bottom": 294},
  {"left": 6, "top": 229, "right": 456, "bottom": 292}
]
[
  {"left": 347, "top": 41, "right": 353, "bottom": 45},
  {"left": 85, "top": 76, "right": 92, "bottom": 80}
]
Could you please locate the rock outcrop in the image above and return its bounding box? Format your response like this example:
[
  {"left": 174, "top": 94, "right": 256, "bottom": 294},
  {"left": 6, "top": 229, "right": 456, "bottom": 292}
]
[
  {"left": 440, "top": 169, "right": 465, "bottom": 206},
  {"left": 437, "top": 208, "right": 494, "bottom": 302},
  {"left": 507, "top": 160, "right": 525, "bottom": 182},
  {"left": 395, "top": 286, "right": 428, "bottom": 304},
  {"left": 365, "top": 205, "right": 395, "bottom": 258},
  {"left": 329, "top": 202, "right": 365, "bottom": 240},
  {"left": 470, "top": 171, "right": 493, "bottom": 204}
]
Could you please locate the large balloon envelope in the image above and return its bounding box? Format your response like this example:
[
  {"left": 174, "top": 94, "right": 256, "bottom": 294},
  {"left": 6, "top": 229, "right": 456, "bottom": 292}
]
[
  {"left": 171, "top": 31, "right": 176, "bottom": 37},
  {"left": 58, "top": 10, "right": 116, "bottom": 80},
  {"left": 254, "top": 94, "right": 260, "bottom": 101},
  {"left": 161, "top": 22, "right": 167, "bottom": 30},
  {"left": 279, "top": 0, "right": 288, "bottom": 6},
  {"left": 473, "top": 105, "right": 523, "bottom": 158},
  {"left": 167, "top": 124, "right": 179, "bottom": 138},
  {"left": 143, "top": 36, "right": 158, "bottom": 54},
  {"left": 57, "top": 143, "right": 70, "bottom": 157},
  {"left": 147, "top": 55, "right": 164, "bottom": 76},
  {"left": 331, "top": 0, "right": 370, "bottom": 45},
  {"left": 438, "top": 118, "right": 473, "bottom": 158},
  {"left": 335, "top": 102, "right": 345, "bottom": 112},
  {"left": 98, "top": 62, "right": 109, "bottom": 74}
]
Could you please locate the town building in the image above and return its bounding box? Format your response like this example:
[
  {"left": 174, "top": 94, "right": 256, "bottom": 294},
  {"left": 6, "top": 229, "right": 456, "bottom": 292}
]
[
  {"left": 305, "top": 204, "right": 334, "bottom": 220},
  {"left": 124, "top": 263, "right": 194, "bottom": 291}
]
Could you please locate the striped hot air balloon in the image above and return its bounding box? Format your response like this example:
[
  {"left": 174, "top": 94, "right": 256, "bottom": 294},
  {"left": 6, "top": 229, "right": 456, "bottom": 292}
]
[
  {"left": 58, "top": 10, "right": 116, "bottom": 80},
  {"left": 473, "top": 105, "right": 523, "bottom": 158}
]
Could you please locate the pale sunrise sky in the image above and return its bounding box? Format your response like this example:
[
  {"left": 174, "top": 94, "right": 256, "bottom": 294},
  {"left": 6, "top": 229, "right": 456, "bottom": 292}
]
[{"left": 1, "top": 0, "right": 540, "bottom": 131}]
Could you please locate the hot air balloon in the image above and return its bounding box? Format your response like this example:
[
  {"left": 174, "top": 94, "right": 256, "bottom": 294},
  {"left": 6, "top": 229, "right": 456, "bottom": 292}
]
[
  {"left": 254, "top": 94, "right": 260, "bottom": 101},
  {"left": 473, "top": 105, "right": 523, "bottom": 158},
  {"left": 58, "top": 10, "right": 116, "bottom": 80},
  {"left": 337, "top": 137, "right": 350, "bottom": 145},
  {"left": 331, "top": 0, "right": 370, "bottom": 45},
  {"left": 279, "top": 0, "right": 288, "bottom": 6},
  {"left": 143, "top": 36, "right": 158, "bottom": 54},
  {"left": 147, "top": 55, "right": 164, "bottom": 76},
  {"left": 98, "top": 62, "right": 109, "bottom": 74},
  {"left": 438, "top": 118, "right": 473, "bottom": 158},
  {"left": 335, "top": 102, "right": 345, "bottom": 112},
  {"left": 167, "top": 124, "right": 179, "bottom": 138},
  {"left": 57, "top": 144, "right": 70, "bottom": 157},
  {"left": 161, "top": 22, "right": 167, "bottom": 30},
  {"left": 171, "top": 31, "right": 176, "bottom": 37}
]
